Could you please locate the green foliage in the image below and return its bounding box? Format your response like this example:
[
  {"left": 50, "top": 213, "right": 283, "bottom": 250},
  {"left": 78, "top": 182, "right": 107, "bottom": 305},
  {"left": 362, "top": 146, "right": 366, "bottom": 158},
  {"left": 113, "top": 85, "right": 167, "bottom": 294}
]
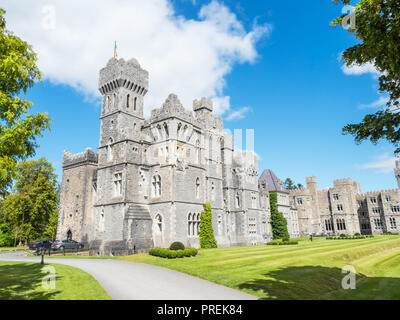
[
  {"left": 331, "top": 1, "right": 400, "bottom": 153},
  {"left": 269, "top": 192, "right": 289, "bottom": 240},
  {"left": 169, "top": 241, "right": 185, "bottom": 251},
  {"left": 267, "top": 239, "right": 298, "bottom": 246},
  {"left": 0, "top": 9, "right": 52, "bottom": 193},
  {"left": 149, "top": 247, "right": 198, "bottom": 259},
  {"left": 326, "top": 235, "right": 374, "bottom": 240},
  {"left": 0, "top": 158, "right": 58, "bottom": 246},
  {"left": 283, "top": 178, "right": 304, "bottom": 190},
  {"left": 199, "top": 203, "right": 217, "bottom": 249}
]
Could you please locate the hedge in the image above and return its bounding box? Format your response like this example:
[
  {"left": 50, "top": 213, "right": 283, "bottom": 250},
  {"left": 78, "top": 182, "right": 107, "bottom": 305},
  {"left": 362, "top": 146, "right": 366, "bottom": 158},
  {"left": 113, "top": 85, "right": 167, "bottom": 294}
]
[
  {"left": 326, "top": 235, "right": 374, "bottom": 240},
  {"left": 149, "top": 247, "right": 198, "bottom": 259},
  {"left": 267, "top": 239, "right": 298, "bottom": 246}
]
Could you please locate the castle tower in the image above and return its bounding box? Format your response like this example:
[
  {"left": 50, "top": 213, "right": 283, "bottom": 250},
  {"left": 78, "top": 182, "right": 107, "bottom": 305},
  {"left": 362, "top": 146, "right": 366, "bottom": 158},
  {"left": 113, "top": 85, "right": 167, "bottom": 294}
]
[
  {"left": 395, "top": 159, "right": 400, "bottom": 188},
  {"left": 92, "top": 57, "right": 152, "bottom": 255}
]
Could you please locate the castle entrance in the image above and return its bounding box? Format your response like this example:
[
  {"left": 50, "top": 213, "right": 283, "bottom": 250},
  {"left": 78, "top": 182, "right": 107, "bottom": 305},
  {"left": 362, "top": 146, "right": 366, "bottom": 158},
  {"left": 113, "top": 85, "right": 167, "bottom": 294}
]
[{"left": 67, "top": 230, "right": 72, "bottom": 240}]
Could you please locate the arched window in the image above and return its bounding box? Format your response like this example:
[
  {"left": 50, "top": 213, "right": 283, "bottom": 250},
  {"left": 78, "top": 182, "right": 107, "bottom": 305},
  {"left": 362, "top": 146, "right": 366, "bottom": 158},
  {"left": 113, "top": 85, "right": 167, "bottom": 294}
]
[
  {"left": 155, "top": 214, "right": 162, "bottom": 232},
  {"left": 152, "top": 175, "right": 162, "bottom": 197},
  {"left": 236, "top": 193, "right": 240, "bottom": 208},
  {"left": 211, "top": 182, "right": 215, "bottom": 201},
  {"left": 196, "top": 178, "right": 200, "bottom": 199},
  {"left": 107, "top": 137, "right": 114, "bottom": 161},
  {"left": 188, "top": 213, "right": 192, "bottom": 236},
  {"left": 126, "top": 94, "right": 130, "bottom": 108}
]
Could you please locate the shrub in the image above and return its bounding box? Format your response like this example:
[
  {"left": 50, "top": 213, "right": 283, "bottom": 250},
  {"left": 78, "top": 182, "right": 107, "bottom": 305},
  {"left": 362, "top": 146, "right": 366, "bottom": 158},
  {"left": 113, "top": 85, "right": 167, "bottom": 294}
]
[
  {"left": 282, "top": 237, "right": 290, "bottom": 242},
  {"left": 269, "top": 192, "right": 289, "bottom": 240},
  {"left": 149, "top": 247, "right": 198, "bottom": 259},
  {"left": 354, "top": 233, "right": 361, "bottom": 236},
  {"left": 267, "top": 240, "right": 298, "bottom": 246},
  {"left": 340, "top": 234, "right": 346, "bottom": 238},
  {"left": 199, "top": 203, "right": 217, "bottom": 249},
  {"left": 169, "top": 241, "right": 185, "bottom": 251}
]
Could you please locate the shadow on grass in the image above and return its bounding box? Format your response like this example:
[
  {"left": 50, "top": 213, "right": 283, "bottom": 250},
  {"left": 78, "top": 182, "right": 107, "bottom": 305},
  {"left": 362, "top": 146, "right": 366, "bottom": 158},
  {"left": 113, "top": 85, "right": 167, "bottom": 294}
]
[
  {"left": 0, "top": 262, "right": 62, "bottom": 300},
  {"left": 237, "top": 265, "right": 400, "bottom": 300}
]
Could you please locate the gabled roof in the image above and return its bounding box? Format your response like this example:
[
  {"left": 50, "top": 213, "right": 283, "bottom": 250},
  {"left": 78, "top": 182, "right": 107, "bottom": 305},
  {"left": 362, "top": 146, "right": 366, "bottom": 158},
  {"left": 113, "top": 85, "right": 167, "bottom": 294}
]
[{"left": 259, "top": 169, "right": 289, "bottom": 194}]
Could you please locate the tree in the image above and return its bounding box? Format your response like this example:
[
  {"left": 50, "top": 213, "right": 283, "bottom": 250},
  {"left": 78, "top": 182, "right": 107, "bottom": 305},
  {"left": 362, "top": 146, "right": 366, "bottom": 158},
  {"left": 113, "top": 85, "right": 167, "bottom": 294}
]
[
  {"left": 284, "top": 178, "right": 304, "bottom": 190},
  {"left": 0, "top": 9, "right": 51, "bottom": 194},
  {"left": 199, "top": 203, "right": 217, "bottom": 249},
  {"left": 0, "top": 158, "right": 59, "bottom": 245},
  {"left": 269, "top": 192, "right": 289, "bottom": 240},
  {"left": 331, "top": 1, "right": 400, "bottom": 153}
]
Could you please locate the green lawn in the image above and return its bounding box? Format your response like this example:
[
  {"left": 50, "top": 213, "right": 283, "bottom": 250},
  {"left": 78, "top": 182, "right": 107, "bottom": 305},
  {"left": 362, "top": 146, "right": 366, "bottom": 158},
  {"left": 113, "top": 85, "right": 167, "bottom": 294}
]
[
  {"left": 119, "top": 235, "right": 400, "bottom": 300},
  {"left": 0, "top": 261, "right": 111, "bottom": 300},
  {"left": 0, "top": 247, "right": 28, "bottom": 253}
]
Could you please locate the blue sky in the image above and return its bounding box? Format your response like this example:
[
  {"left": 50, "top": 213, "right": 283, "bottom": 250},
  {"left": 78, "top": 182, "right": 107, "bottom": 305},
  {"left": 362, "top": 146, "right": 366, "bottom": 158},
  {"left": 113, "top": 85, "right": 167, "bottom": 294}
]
[{"left": 4, "top": 0, "right": 398, "bottom": 192}]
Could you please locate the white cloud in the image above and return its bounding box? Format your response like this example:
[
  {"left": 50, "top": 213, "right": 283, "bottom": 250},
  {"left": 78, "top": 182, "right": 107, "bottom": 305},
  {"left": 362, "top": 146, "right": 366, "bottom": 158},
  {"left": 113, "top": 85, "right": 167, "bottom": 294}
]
[
  {"left": 225, "top": 106, "right": 252, "bottom": 121},
  {"left": 355, "top": 153, "right": 397, "bottom": 174},
  {"left": 358, "top": 96, "right": 389, "bottom": 109},
  {"left": 341, "top": 61, "right": 380, "bottom": 76},
  {"left": 1, "top": 0, "right": 271, "bottom": 118}
]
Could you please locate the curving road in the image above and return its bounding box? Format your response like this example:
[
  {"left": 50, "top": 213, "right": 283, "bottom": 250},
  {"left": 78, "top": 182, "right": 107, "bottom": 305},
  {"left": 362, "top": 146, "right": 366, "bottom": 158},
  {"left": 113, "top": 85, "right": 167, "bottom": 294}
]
[{"left": 0, "top": 251, "right": 258, "bottom": 300}]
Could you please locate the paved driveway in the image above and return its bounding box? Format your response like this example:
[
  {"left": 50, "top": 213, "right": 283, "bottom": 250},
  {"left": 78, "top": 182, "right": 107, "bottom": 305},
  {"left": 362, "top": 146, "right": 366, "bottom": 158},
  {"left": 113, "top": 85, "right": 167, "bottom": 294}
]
[{"left": 0, "top": 252, "right": 258, "bottom": 300}]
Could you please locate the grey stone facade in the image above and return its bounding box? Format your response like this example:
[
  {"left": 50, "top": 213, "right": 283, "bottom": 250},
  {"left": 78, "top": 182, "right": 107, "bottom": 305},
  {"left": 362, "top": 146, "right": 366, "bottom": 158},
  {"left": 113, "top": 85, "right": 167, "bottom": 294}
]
[
  {"left": 290, "top": 172, "right": 400, "bottom": 236},
  {"left": 57, "top": 57, "right": 271, "bottom": 255}
]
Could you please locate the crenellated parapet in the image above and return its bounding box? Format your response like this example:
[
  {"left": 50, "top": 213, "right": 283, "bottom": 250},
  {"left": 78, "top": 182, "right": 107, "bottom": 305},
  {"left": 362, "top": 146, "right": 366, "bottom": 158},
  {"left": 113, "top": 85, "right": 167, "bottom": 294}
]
[
  {"left": 333, "top": 178, "right": 354, "bottom": 186},
  {"left": 98, "top": 58, "right": 149, "bottom": 96},
  {"left": 150, "top": 93, "right": 198, "bottom": 125},
  {"left": 62, "top": 148, "right": 98, "bottom": 169}
]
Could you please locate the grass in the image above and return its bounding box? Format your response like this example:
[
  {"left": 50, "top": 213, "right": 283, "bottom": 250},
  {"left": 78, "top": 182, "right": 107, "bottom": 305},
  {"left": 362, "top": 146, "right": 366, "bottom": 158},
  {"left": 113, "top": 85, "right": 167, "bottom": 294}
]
[
  {"left": 118, "top": 235, "right": 400, "bottom": 300},
  {"left": 0, "top": 247, "right": 28, "bottom": 253},
  {"left": 0, "top": 261, "right": 111, "bottom": 300}
]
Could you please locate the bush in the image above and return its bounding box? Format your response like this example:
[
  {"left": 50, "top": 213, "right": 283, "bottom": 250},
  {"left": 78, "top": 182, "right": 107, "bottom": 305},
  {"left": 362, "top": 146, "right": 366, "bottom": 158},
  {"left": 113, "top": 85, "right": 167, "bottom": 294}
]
[
  {"left": 282, "top": 237, "right": 290, "bottom": 242},
  {"left": 199, "top": 203, "right": 217, "bottom": 249},
  {"left": 340, "top": 234, "right": 347, "bottom": 238},
  {"left": 354, "top": 233, "right": 361, "bottom": 236},
  {"left": 267, "top": 240, "right": 298, "bottom": 246},
  {"left": 149, "top": 247, "right": 198, "bottom": 259},
  {"left": 169, "top": 241, "right": 185, "bottom": 251}
]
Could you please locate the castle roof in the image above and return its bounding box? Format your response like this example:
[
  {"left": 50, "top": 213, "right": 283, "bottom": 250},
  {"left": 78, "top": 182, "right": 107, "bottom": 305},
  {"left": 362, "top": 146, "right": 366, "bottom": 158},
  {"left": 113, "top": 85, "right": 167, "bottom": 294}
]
[{"left": 259, "top": 169, "right": 289, "bottom": 194}]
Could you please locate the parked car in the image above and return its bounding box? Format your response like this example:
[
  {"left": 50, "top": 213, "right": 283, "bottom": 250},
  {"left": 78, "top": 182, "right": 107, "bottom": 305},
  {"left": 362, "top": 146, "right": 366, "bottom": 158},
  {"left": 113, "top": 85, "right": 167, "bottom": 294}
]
[
  {"left": 29, "top": 240, "right": 52, "bottom": 251},
  {"left": 51, "top": 239, "right": 84, "bottom": 250}
]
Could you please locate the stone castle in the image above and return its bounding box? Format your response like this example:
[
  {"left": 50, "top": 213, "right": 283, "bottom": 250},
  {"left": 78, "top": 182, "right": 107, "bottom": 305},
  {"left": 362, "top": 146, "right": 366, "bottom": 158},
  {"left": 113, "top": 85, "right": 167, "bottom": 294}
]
[
  {"left": 57, "top": 57, "right": 271, "bottom": 255},
  {"left": 57, "top": 57, "right": 400, "bottom": 256}
]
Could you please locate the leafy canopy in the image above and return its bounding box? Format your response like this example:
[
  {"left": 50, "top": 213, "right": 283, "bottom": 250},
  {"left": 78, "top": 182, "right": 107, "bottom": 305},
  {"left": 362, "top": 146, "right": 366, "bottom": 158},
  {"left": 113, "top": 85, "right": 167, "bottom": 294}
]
[
  {"left": 0, "top": 158, "right": 59, "bottom": 245},
  {"left": 284, "top": 178, "right": 304, "bottom": 190},
  {"left": 331, "top": 0, "right": 400, "bottom": 153},
  {"left": 0, "top": 8, "right": 51, "bottom": 193}
]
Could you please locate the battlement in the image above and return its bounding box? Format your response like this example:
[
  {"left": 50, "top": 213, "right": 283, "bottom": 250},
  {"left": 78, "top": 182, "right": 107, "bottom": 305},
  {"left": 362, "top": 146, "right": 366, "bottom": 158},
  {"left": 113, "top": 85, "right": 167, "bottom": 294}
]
[
  {"left": 363, "top": 189, "right": 399, "bottom": 196},
  {"left": 306, "top": 176, "right": 317, "bottom": 183},
  {"left": 98, "top": 58, "right": 149, "bottom": 96},
  {"left": 289, "top": 188, "right": 310, "bottom": 195},
  {"left": 333, "top": 178, "right": 354, "bottom": 186},
  {"left": 193, "top": 97, "right": 213, "bottom": 113},
  {"left": 63, "top": 148, "right": 98, "bottom": 169},
  {"left": 150, "top": 93, "right": 196, "bottom": 124}
]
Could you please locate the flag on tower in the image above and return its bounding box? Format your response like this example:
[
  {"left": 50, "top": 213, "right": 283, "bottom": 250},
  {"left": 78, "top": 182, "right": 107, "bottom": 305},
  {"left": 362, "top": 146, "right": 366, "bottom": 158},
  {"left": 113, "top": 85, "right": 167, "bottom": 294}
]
[{"left": 114, "top": 41, "right": 118, "bottom": 58}]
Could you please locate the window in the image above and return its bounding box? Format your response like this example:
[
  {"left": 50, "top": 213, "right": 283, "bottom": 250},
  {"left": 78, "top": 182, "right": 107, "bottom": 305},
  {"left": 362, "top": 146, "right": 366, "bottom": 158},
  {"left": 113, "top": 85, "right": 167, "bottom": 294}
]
[
  {"left": 337, "top": 204, "right": 344, "bottom": 211},
  {"left": 107, "top": 137, "right": 114, "bottom": 161},
  {"left": 188, "top": 213, "right": 201, "bottom": 237},
  {"left": 211, "top": 182, "right": 215, "bottom": 201},
  {"left": 386, "top": 195, "right": 392, "bottom": 202},
  {"left": 134, "top": 97, "right": 137, "bottom": 111},
  {"left": 155, "top": 214, "right": 162, "bottom": 232},
  {"left": 325, "top": 219, "right": 334, "bottom": 231},
  {"left": 126, "top": 94, "right": 130, "bottom": 108},
  {"left": 333, "top": 194, "right": 339, "bottom": 201},
  {"left": 390, "top": 217, "right": 397, "bottom": 229},
  {"left": 297, "top": 198, "right": 303, "bottom": 205},
  {"left": 372, "top": 207, "right": 382, "bottom": 214},
  {"left": 252, "top": 193, "right": 257, "bottom": 208},
  {"left": 152, "top": 175, "right": 162, "bottom": 197},
  {"left": 196, "top": 178, "right": 200, "bottom": 199},
  {"left": 391, "top": 205, "right": 400, "bottom": 213},
  {"left": 374, "top": 218, "right": 384, "bottom": 230},
  {"left": 336, "top": 218, "right": 346, "bottom": 231},
  {"left": 113, "top": 173, "right": 123, "bottom": 196},
  {"left": 236, "top": 193, "right": 240, "bottom": 208},
  {"left": 370, "top": 197, "right": 377, "bottom": 204},
  {"left": 357, "top": 200, "right": 362, "bottom": 207},
  {"left": 248, "top": 217, "right": 257, "bottom": 236}
]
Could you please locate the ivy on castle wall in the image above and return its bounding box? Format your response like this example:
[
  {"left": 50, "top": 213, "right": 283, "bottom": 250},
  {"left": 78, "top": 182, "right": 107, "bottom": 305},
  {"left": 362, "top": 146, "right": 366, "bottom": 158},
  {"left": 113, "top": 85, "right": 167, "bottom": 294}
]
[
  {"left": 269, "top": 192, "right": 289, "bottom": 240},
  {"left": 199, "top": 203, "right": 217, "bottom": 249}
]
